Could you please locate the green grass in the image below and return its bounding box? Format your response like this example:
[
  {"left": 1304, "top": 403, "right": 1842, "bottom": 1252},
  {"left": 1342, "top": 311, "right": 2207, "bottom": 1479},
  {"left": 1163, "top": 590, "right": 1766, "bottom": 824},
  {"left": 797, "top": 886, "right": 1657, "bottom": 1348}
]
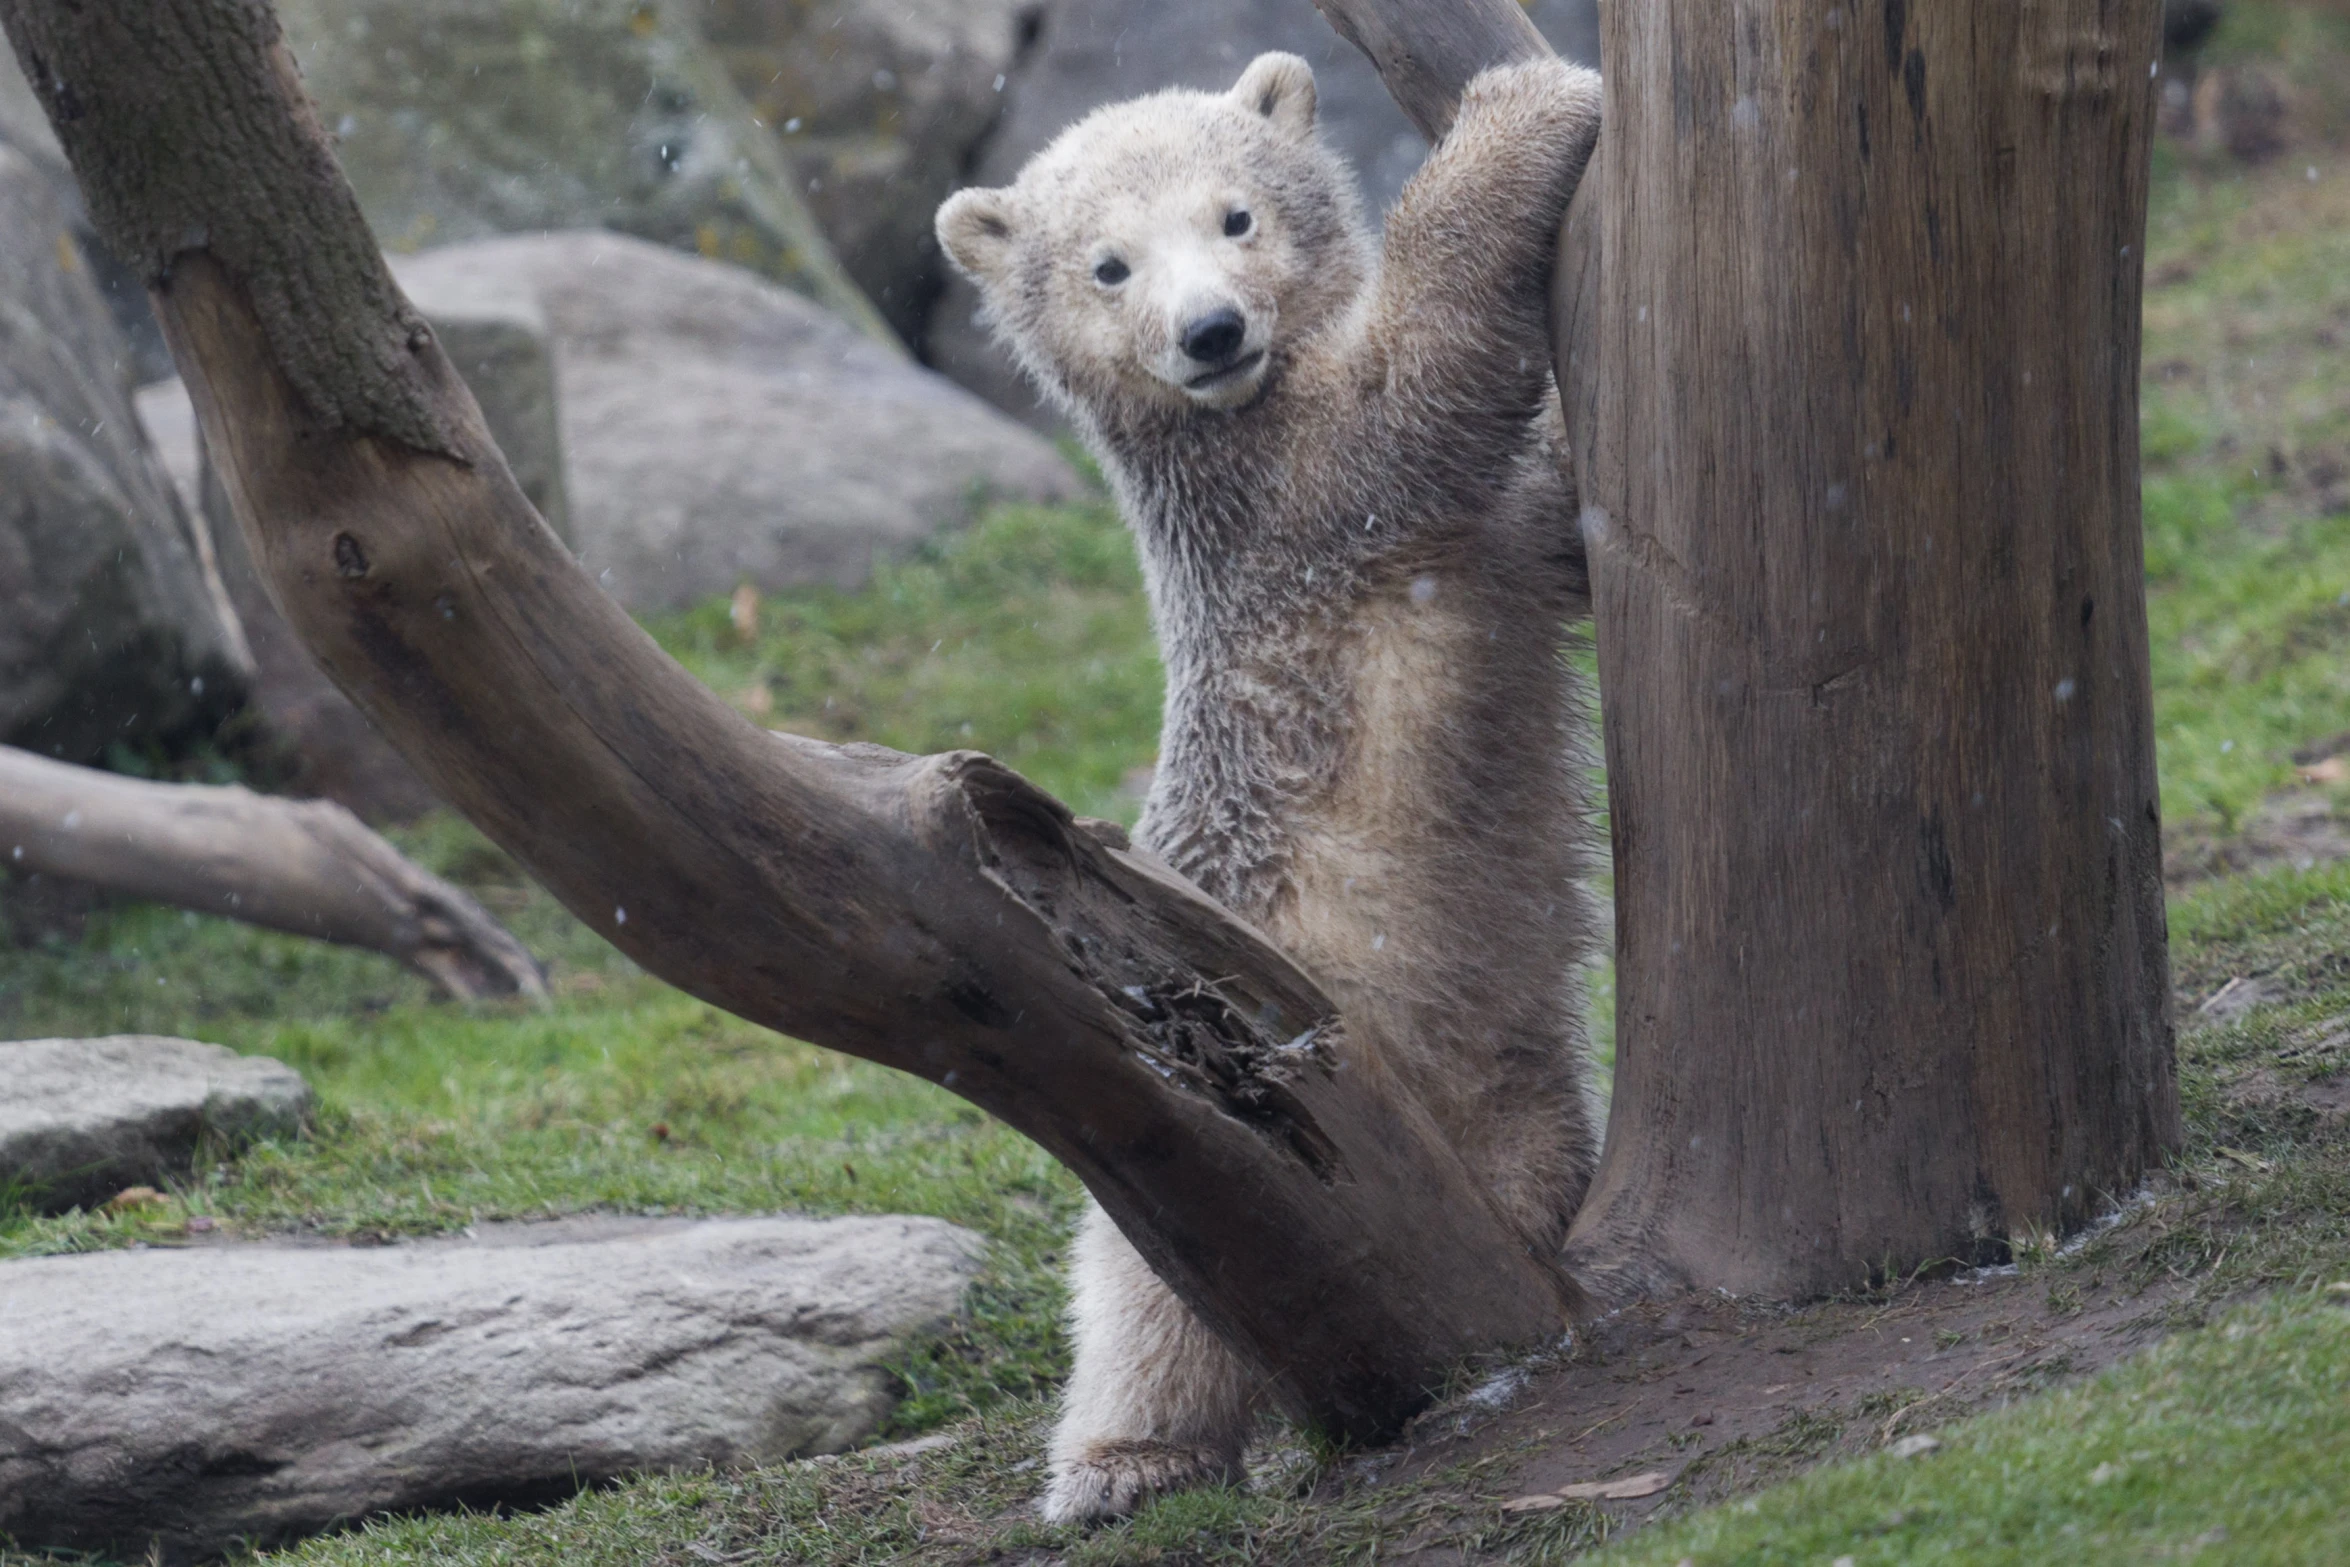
[
  {"left": 2139, "top": 132, "right": 2350, "bottom": 835},
  {"left": 640, "top": 487, "right": 1162, "bottom": 823},
  {"left": 0, "top": 502, "right": 1158, "bottom": 1450}
]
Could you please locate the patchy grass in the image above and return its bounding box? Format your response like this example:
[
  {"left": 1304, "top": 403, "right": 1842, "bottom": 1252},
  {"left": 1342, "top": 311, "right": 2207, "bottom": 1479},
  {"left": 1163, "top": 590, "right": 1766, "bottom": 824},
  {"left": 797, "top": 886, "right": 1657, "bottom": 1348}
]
[
  {"left": 2140, "top": 136, "right": 2350, "bottom": 839},
  {"left": 2142, "top": 9, "right": 2350, "bottom": 839},
  {"left": 1586, "top": 1292, "right": 2350, "bottom": 1567},
  {"left": 249, "top": 1403, "right": 1620, "bottom": 1567},
  {"left": 0, "top": 490, "right": 1165, "bottom": 1444},
  {"left": 1525, "top": 830, "right": 2350, "bottom": 1565},
  {"left": 640, "top": 488, "right": 1161, "bottom": 824},
  {"left": 2108, "top": 858, "right": 2350, "bottom": 1315}
]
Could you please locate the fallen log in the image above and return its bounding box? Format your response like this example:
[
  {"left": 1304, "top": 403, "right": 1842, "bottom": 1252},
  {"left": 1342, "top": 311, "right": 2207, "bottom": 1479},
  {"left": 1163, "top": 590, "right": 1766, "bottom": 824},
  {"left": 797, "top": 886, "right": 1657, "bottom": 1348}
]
[{"left": 0, "top": 744, "right": 545, "bottom": 1002}]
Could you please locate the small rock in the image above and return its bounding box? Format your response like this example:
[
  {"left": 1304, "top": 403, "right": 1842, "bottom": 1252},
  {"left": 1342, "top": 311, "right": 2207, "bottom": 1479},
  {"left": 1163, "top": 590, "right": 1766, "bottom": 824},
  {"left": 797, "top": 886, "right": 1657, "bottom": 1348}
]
[
  {"left": 0, "top": 1036, "right": 310, "bottom": 1214},
  {"left": 863, "top": 1430, "right": 962, "bottom": 1461},
  {"left": 729, "top": 582, "right": 763, "bottom": 640},
  {"left": 1889, "top": 1433, "right": 1941, "bottom": 1458},
  {"left": 0, "top": 1214, "right": 983, "bottom": 1561}
]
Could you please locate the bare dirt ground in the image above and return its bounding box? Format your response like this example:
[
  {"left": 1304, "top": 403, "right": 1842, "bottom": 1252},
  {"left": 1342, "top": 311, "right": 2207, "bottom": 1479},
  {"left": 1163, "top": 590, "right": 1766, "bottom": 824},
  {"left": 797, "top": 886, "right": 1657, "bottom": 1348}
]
[{"left": 1331, "top": 1265, "right": 2192, "bottom": 1563}]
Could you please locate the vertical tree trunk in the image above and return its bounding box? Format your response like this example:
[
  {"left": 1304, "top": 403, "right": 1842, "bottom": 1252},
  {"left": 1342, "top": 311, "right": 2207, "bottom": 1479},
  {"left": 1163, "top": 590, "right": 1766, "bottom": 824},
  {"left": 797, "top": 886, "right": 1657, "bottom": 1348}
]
[
  {"left": 1320, "top": 0, "right": 2180, "bottom": 1303},
  {"left": 1565, "top": 0, "right": 2178, "bottom": 1299}
]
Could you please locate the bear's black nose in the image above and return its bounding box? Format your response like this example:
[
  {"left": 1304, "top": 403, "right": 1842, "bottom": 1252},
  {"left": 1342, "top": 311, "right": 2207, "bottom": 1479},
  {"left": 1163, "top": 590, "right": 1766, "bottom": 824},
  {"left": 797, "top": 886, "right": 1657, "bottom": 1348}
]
[{"left": 1180, "top": 308, "right": 1247, "bottom": 364}]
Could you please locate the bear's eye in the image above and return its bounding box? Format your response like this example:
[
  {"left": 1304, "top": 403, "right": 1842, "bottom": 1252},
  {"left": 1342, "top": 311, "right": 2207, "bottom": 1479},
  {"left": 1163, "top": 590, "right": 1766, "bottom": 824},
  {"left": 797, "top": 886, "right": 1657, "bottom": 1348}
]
[
  {"left": 1223, "top": 209, "right": 1253, "bottom": 238},
  {"left": 1093, "top": 257, "right": 1130, "bottom": 286}
]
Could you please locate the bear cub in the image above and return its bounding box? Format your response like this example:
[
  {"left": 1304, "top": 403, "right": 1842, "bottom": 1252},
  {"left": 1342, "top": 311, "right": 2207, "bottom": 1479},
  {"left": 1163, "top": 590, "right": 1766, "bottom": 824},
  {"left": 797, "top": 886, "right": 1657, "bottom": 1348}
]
[{"left": 937, "top": 51, "right": 1606, "bottom": 1523}]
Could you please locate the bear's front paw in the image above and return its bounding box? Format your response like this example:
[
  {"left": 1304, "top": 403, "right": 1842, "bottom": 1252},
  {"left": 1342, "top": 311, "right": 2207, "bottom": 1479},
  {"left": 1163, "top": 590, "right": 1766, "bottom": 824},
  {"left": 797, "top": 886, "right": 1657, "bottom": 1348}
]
[{"left": 1042, "top": 1439, "right": 1242, "bottom": 1524}]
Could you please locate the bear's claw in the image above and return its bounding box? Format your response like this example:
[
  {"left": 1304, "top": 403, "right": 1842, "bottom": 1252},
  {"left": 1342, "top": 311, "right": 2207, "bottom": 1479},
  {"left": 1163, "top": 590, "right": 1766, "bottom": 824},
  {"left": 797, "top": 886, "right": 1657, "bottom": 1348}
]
[{"left": 1042, "top": 1440, "right": 1243, "bottom": 1524}]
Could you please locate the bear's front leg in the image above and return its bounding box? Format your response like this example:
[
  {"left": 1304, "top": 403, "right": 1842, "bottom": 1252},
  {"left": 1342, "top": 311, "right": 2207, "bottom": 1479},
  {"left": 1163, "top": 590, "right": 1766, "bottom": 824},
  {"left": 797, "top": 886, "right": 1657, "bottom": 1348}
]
[{"left": 1043, "top": 1200, "right": 1260, "bottom": 1523}]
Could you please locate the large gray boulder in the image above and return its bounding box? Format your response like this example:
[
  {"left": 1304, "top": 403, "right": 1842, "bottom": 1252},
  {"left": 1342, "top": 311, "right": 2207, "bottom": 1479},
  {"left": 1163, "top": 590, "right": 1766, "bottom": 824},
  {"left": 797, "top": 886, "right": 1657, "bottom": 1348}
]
[
  {"left": 0, "top": 1036, "right": 310, "bottom": 1213},
  {"left": 0, "top": 149, "right": 252, "bottom": 766},
  {"left": 926, "top": 0, "right": 1599, "bottom": 423},
  {"left": 275, "top": 0, "right": 894, "bottom": 346},
  {"left": 702, "top": 0, "right": 1044, "bottom": 345},
  {"left": 0, "top": 35, "right": 66, "bottom": 194},
  {"left": 0, "top": 1215, "right": 986, "bottom": 1562},
  {"left": 392, "top": 233, "right": 1083, "bottom": 610}
]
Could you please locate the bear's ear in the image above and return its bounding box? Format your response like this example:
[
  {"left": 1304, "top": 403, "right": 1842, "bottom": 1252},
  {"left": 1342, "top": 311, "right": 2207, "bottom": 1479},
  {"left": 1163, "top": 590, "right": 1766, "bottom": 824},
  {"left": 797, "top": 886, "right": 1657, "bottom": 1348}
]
[
  {"left": 1230, "top": 52, "right": 1316, "bottom": 138},
  {"left": 936, "top": 187, "right": 1019, "bottom": 283}
]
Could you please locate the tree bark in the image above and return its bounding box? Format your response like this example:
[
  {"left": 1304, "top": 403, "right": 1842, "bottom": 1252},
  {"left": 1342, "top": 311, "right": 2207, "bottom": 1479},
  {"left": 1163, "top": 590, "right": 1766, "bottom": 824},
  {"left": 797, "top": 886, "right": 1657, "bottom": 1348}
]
[
  {"left": 0, "top": 745, "right": 543, "bottom": 1001},
  {"left": 0, "top": 0, "right": 1577, "bottom": 1443},
  {"left": 1309, "top": 0, "right": 1549, "bottom": 140},
  {"left": 1322, "top": 0, "right": 2180, "bottom": 1301}
]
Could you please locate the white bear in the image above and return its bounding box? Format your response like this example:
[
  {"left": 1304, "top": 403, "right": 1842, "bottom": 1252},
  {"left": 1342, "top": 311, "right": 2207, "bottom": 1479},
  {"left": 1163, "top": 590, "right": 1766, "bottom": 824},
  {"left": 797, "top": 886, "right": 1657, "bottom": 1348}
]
[{"left": 937, "top": 50, "right": 1606, "bottom": 1522}]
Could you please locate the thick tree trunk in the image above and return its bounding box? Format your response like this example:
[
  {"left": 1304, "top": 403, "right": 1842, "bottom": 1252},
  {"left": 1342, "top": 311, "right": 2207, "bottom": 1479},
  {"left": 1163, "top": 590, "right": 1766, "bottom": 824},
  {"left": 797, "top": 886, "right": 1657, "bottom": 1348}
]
[
  {"left": 0, "top": 0, "right": 1576, "bottom": 1443},
  {"left": 0, "top": 745, "right": 543, "bottom": 1001},
  {"left": 1324, "top": 0, "right": 2180, "bottom": 1301}
]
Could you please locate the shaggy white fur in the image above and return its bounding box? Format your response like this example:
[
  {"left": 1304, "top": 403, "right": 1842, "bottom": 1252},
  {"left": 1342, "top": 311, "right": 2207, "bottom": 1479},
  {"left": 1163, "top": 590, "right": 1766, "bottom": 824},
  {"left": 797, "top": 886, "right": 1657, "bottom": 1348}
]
[{"left": 938, "top": 50, "right": 1607, "bottom": 1524}]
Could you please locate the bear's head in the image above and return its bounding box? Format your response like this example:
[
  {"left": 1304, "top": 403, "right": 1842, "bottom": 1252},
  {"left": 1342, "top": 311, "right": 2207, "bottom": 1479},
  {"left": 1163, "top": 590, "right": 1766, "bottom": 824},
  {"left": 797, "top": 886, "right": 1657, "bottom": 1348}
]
[{"left": 937, "top": 53, "right": 1373, "bottom": 418}]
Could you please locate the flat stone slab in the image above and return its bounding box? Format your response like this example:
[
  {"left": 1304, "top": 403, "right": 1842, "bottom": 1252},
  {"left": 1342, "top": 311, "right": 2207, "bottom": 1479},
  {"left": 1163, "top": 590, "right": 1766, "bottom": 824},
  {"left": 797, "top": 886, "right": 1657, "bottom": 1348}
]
[
  {"left": 0, "top": 1214, "right": 985, "bottom": 1560},
  {"left": 0, "top": 1036, "right": 310, "bottom": 1213}
]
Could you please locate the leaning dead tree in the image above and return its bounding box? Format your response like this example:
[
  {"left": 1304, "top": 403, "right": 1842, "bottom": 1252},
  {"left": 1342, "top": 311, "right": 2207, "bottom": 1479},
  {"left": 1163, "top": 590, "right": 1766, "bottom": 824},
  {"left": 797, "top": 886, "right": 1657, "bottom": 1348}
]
[
  {"left": 0, "top": 0, "right": 2175, "bottom": 1443},
  {"left": 0, "top": 745, "right": 545, "bottom": 1001},
  {"left": 1320, "top": 0, "right": 2179, "bottom": 1298}
]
